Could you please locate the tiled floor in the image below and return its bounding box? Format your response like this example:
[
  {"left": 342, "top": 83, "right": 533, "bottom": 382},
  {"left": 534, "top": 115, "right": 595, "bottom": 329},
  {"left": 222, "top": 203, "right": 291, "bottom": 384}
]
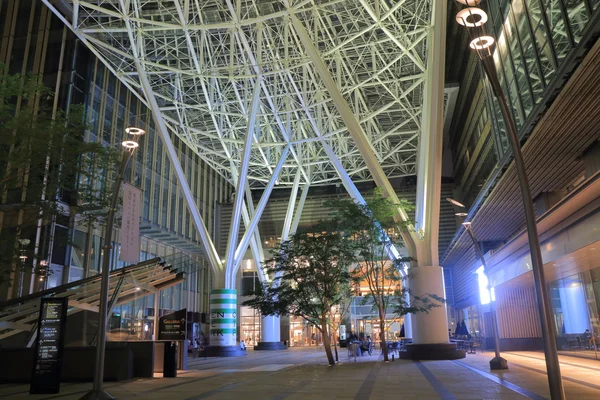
[{"left": 1, "top": 347, "right": 598, "bottom": 399}]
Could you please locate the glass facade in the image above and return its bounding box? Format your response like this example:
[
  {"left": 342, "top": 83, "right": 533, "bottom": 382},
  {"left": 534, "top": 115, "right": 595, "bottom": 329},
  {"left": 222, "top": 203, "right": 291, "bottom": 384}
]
[
  {"left": 550, "top": 267, "right": 600, "bottom": 359},
  {"left": 451, "top": 0, "right": 600, "bottom": 210}
]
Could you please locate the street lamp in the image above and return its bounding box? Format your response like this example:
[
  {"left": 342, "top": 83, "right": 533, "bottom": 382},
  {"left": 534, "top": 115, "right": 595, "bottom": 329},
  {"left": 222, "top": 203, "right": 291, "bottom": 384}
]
[
  {"left": 82, "top": 127, "right": 145, "bottom": 400},
  {"left": 447, "top": 199, "right": 506, "bottom": 370},
  {"left": 453, "top": 2, "right": 565, "bottom": 398},
  {"left": 18, "top": 239, "right": 31, "bottom": 298}
]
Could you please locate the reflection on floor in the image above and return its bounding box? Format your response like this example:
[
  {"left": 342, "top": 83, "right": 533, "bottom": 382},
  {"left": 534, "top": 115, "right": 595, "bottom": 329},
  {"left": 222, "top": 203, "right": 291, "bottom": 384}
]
[{"left": 1, "top": 347, "right": 599, "bottom": 399}]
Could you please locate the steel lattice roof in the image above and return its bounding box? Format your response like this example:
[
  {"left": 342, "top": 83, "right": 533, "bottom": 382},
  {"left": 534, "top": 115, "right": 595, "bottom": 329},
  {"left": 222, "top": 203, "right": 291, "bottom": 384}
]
[{"left": 47, "top": 0, "right": 433, "bottom": 188}]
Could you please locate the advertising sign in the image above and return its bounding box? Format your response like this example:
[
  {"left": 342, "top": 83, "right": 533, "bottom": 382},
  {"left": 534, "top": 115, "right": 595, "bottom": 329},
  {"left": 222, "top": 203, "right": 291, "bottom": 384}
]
[
  {"left": 119, "top": 183, "right": 141, "bottom": 264},
  {"left": 159, "top": 309, "right": 187, "bottom": 341},
  {"left": 209, "top": 289, "right": 237, "bottom": 347},
  {"left": 30, "top": 297, "right": 68, "bottom": 394}
]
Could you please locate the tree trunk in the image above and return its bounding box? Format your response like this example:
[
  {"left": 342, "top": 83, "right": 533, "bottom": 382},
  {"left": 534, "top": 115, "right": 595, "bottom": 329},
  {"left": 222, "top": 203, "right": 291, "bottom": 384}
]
[
  {"left": 321, "top": 316, "right": 335, "bottom": 365},
  {"left": 379, "top": 307, "right": 389, "bottom": 361},
  {"left": 379, "top": 319, "right": 388, "bottom": 361},
  {"left": 333, "top": 331, "right": 339, "bottom": 362}
]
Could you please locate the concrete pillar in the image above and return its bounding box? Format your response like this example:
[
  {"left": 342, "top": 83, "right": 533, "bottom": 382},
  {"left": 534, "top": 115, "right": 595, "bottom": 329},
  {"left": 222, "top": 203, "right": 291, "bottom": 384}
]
[
  {"left": 255, "top": 315, "right": 287, "bottom": 350},
  {"left": 261, "top": 315, "right": 281, "bottom": 342},
  {"left": 409, "top": 266, "right": 449, "bottom": 344}
]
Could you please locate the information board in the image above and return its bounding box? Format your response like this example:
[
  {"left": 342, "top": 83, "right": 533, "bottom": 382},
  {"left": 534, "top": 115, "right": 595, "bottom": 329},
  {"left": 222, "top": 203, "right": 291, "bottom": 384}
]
[
  {"left": 158, "top": 308, "right": 187, "bottom": 341},
  {"left": 30, "top": 297, "right": 68, "bottom": 394}
]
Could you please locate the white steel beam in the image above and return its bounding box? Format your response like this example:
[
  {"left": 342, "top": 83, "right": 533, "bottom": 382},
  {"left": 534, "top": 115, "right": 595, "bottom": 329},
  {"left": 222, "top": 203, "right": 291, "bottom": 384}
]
[
  {"left": 231, "top": 146, "right": 291, "bottom": 281},
  {"left": 224, "top": 78, "right": 262, "bottom": 284},
  {"left": 281, "top": 168, "right": 302, "bottom": 242},
  {"left": 290, "top": 182, "right": 310, "bottom": 236}
]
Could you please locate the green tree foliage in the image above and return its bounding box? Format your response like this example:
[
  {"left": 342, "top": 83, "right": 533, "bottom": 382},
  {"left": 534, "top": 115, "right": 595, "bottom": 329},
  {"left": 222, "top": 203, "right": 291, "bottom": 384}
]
[
  {"left": 330, "top": 189, "right": 443, "bottom": 361},
  {"left": 0, "top": 66, "right": 119, "bottom": 288},
  {"left": 243, "top": 225, "right": 354, "bottom": 365}
]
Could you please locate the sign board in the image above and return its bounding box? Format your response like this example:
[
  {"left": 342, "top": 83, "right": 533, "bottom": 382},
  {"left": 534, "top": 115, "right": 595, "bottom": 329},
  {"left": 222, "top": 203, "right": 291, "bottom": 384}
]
[
  {"left": 30, "top": 297, "right": 68, "bottom": 394},
  {"left": 159, "top": 309, "right": 187, "bottom": 341},
  {"left": 119, "top": 183, "right": 141, "bottom": 264}
]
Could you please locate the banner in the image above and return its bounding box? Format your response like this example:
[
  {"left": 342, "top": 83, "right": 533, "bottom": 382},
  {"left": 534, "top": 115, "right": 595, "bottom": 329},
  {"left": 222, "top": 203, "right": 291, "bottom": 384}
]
[{"left": 119, "top": 183, "right": 141, "bottom": 264}]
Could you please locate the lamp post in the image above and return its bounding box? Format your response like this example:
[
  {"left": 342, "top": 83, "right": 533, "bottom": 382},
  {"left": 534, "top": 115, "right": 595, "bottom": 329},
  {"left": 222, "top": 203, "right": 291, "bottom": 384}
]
[
  {"left": 453, "top": 1, "right": 564, "bottom": 398},
  {"left": 81, "top": 127, "right": 145, "bottom": 400},
  {"left": 18, "top": 238, "right": 31, "bottom": 298},
  {"left": 447, "top": 198, "right": 507, "bottom": 369}
]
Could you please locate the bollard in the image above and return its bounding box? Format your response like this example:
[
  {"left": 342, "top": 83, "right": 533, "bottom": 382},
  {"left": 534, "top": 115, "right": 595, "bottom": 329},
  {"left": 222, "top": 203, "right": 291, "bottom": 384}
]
[{"left": 392, "top": 354, "right": 395, "bottom": 362}]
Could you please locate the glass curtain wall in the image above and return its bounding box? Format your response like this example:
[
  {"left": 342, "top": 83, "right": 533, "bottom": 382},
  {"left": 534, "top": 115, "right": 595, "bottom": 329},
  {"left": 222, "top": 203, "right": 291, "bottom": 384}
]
[
  {"left": 483, "top": 0, "right": 599, "bottom": 158},
  {"left": 107, "top": 252, "right": 205, "bottom": 341}
]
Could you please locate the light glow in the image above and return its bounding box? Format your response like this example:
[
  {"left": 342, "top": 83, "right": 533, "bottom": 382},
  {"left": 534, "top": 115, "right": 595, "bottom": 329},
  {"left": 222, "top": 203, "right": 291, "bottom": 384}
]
[
  {"left": 476, "top": 266, "right": 495, "bottom": 305},
  {"left": 470, "top": 36, "right": 495, "bottom": 50},
  {"left": 456, "top": 8, "right": 488, "bottom": 27},
  {"left": 126, "top": 127, "right": 146, "bottom": 135},
  {"left": 122, "top": 140, "right": 139, "bottom": 149}
]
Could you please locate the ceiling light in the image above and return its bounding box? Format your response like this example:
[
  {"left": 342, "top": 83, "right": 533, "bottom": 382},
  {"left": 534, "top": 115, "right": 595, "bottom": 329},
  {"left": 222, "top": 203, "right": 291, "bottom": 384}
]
[
  {"left": 455, "top": 212, "right": 468, "bottom": 217},
  {"left": 456, "top": 8, "right": 488, "bottom": 27}
]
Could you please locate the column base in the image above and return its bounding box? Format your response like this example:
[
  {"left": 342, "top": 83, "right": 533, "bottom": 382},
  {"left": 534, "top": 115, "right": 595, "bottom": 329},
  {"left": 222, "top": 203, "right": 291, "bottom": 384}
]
[
  {"left": 204, "top": 346, "right": 246, "bottom": 357},
  {"left": 254, "top": 341, "right": 288, "bottom": 350},
  {"left": 490, "top": 356, "right": 509, "bottom": 370},
  {"left": 399, "top": 343, "right": 466, "bottom": 360}
]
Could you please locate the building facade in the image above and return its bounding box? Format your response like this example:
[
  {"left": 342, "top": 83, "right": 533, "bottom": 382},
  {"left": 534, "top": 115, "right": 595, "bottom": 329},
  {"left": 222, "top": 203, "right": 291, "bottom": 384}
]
[
  {"left": 0, "top": 1, "right": 231, "bottom": 330},
  {"left": 443, "top": 0, "right": 600, "bottom": 354}
]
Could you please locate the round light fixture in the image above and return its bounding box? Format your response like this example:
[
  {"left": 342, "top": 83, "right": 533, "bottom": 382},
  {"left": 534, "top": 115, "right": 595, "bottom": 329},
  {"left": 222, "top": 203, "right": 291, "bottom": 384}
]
[
  {"left": 126, "top": 127, "right": 146, "bottom": 135},
  {"left": 456, "top": 0, "right": 482, "bottom": 5},
  {"left": 456, "top": 8, "right": 488, "bottom": 27},
  {"left": 122, "top": 140, "right": 139, "bottom": 149},
  {"left": 470, "top": 36, "right": 495, "bottom": 50}
]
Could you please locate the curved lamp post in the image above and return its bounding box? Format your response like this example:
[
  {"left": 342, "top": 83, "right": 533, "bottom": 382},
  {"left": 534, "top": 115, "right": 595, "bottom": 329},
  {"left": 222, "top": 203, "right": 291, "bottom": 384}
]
[
  {"left": 81, "top": 127, "right": 145, "bottom": 400},
  {"left": 453, "top": 1, "right": 565, "bottom": 398},
  {"left": 446, "top": 198, "right": 507, "bottom": 370}
]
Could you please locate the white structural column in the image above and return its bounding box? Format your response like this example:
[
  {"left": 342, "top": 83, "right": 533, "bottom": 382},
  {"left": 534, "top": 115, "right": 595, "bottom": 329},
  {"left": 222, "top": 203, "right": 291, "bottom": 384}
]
[
  {"left": 231, "top": 146, "right": 291, "bottom": 282},
  {"left": 409, "top": 0, "right": 449, "bottom": 345},
  {"left": 224, "top": 79, "right": 262, "bottom": 289}
]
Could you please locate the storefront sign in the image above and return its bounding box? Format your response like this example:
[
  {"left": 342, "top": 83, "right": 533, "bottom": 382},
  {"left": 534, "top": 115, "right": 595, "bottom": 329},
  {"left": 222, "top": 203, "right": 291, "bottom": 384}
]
[
  {"left": 119, "top": 183, "right": 141, "bottom": 264},
  {"left": 30, "top": 298, "right": 68, "bottom": 394},
  {"left": 159, "top": 309, "right": 187, "bottom": 341}
]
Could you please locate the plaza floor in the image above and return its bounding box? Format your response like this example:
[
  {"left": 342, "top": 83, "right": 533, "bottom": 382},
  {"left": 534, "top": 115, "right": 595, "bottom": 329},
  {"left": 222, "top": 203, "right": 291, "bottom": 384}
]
[{"left": 1, "top": 347, "right": 598, "bottom": 399}]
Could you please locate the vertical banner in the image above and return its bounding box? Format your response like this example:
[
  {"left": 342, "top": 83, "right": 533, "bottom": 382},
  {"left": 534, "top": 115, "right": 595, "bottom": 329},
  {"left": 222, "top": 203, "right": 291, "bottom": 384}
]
[
  {"left": 210, "top": 289, "right": 237, "bottom": 346},
  {"left": 120, "top": 183, "right": 141, "bottom": 264}
]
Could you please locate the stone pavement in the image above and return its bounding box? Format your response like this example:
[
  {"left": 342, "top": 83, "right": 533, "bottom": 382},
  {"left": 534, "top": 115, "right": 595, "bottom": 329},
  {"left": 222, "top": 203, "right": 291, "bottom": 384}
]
[{"left": 1, "top": 347, "right": 598, "bottom": 399}]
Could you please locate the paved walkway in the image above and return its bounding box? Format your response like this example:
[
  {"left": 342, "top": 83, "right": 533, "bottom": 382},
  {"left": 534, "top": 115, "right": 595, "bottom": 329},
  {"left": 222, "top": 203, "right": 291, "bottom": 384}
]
[{"left": 1, "top": 347, "right": 598, "bottom": 399}]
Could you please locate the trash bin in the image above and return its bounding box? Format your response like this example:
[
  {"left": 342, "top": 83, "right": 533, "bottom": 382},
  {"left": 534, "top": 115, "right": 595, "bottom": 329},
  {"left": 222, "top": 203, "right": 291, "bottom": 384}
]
[{"left": 163, "top": 341, "right": 179, "bottom": 378}]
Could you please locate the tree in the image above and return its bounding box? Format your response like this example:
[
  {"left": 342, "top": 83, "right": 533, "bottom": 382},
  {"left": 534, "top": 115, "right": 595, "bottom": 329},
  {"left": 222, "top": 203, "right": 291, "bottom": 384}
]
[
  {"left": 330, "top": 189, "right": 443, "bottom": 361},
  {"left": 243, "top": 224, "right": 354, "bottom": 366},
  {"left": 0, "top": 65, "right": 119, "bottom": 291}
]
